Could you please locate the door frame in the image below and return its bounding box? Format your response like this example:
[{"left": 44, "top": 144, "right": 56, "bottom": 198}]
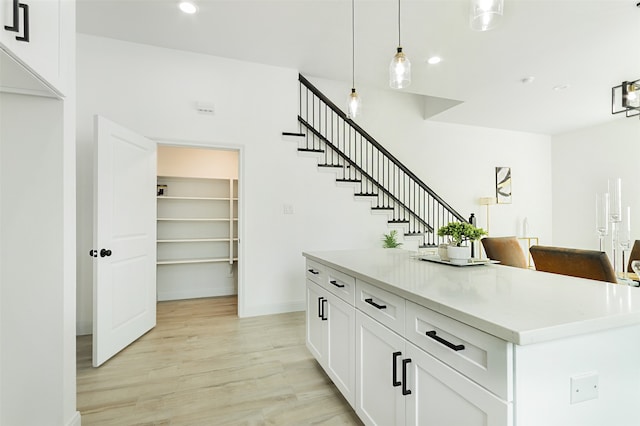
[{"left": 155, "top": 139, "right": 245, "bottom": 316}]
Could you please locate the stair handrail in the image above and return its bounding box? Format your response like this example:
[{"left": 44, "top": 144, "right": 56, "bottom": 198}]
[{"left": 298, "top": 73, "right": 465, "bottom": 223}]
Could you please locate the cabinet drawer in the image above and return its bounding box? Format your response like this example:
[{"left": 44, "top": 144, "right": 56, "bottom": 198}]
[
  {"left": 356, "top": 279, "right": 405, "bottom": 336},
  {"left": 325, "top": 267, "right": 355, "bottom": 305},
  {"left": 405, "top": 301, "right": 512, "bottom": 401},
  {"left": 306, "top": 260, "right": 324, "bottom": 284}
]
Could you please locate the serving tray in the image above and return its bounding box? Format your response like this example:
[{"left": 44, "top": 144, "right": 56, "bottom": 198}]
[{"left": 419, "top": 256, "right": 500, "bottom": 267}]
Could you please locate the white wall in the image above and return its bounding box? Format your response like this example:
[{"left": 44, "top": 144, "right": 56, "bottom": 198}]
[
  {"left": 77, "top": 35, "right": 553, "bottom": 331},
  {"left": 552, "top": 118, "right": 640, "bottom": 262},
  {"left": 76, "top": 35, "right": 392, "bottom": 330},
  {"left": 308, "top": 76, "right": 553, "bottom": 243},
  {"left": 157, "top": 145, "right": 238, "bottom": 179}
]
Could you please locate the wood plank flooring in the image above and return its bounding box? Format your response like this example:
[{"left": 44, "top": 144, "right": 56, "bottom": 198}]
[{"left": 76, "top": 296, "right": 362, "bottom": 425}]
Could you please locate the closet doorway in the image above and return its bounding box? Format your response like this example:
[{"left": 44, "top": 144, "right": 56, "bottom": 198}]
[{"left": 156, "top": 145, "right": 239, "bottom": 308}]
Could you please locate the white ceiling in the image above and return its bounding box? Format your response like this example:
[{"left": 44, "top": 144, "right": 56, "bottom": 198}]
[{"left": 76, "top": 0, "right": 640, "bottom": 135}]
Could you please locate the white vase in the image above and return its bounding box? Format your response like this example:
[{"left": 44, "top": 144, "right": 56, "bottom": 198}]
[
  {"left": 438, "top": 244, "right": 450, "bottom": 260},
  {"left": 447, "top": 245, "right": 472, "bottom": 264}
]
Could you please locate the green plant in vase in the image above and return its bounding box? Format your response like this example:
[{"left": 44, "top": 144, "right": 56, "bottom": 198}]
[
  {"left": 382, "top": 230, "right": 403, "bottom": 248},
  {"left": 437, "top": 222, "right": 486, "bottom": 246}
]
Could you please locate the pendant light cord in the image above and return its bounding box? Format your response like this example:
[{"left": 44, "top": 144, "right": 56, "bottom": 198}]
[
  {"left": 352, "top": 0, "right": 355, "bottom": 88},
  {"left": 398, "top": 0, "right": 401, "bottom": 47}
]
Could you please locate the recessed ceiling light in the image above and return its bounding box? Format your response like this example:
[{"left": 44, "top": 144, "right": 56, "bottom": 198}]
[
  {"left": 178, "top": 1, "right": 198, "bottom": 14},
  {"left": 521, "top": 76, "right": 535, "bottom": 84},
  {"left": 427, "top": 56, "right": 442, "bottom": 65}
]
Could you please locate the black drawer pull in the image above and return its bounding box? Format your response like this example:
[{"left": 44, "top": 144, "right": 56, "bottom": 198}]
[
  {"left": 364, "top": 298, "right": 387, "bottom": 310},
  {"left": 330, "top": 280, "right": 345, "bottom": 288},
  {"left": 425, "top": 330, "right": 465, "bottom": 351},
  {"left": 402, "top": 358, "right": 412, "bottom": 396},
  {"left": 392, "top": 351, "right": 402, "bottom": 387},
  {"left": 308, "top": 269, "right": 320, "bottom": 275}
]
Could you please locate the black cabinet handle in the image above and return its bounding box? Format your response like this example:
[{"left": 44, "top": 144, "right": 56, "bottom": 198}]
[
  {"left": 4, "top": 0, "right": 29, "bottom": 42},
  {"left": 365, "top": 298, "right": 387, "bottom": 310},
  {"left": 402, "top": 358, "right": 412, "bottom": 396},
  {"left": 392, "top": 351, "right": 402, "bottom": 387},
  {"left": 321, "top": 298, "right": 328, "bottom": 321},
  {"left": 308, "top": 269, "right": 320, "bottom": 275},
  {"left": 317, "top": 297, "right": 324, "bottom": 319},
  {"left": 425, "top": 330, "right": 465, "bottom": 351},
  {"left": 100, "top": 248, "right": 112, "bottom": 258},
  {"left": 330, "top": 280, "right": 345, "bottom": 288}
]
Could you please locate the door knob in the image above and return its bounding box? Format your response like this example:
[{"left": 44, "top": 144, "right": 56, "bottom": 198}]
[
  {"left": 100, "top": 249, "right": 112, "bottom": 257},
  {"left": 89, "top": 249, "right": 97, "bottom": 257}
]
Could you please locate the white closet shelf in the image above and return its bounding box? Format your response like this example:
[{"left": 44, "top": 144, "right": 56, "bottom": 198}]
[
  {"left": 157, "top": 218, "right": 229, "bottom": 222},
  {"left": 157, "top": 258, "right": 234, "bottom": 265},
  {"left": 157, "top": 196, "right": 231, "bottom": 201},
  {"left": 157, "top": 238, "right": 232, "bottom": 243}
]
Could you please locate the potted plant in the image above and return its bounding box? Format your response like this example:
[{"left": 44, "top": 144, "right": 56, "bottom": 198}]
[
  {"left": 437, "top": 222, "right": 487, "bottom": 263},
  {"left": 382, "top": 230, "right": 403, "bottom": 248}
]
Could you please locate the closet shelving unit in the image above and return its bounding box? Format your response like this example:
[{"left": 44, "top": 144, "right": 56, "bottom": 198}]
[{"left": 156, "top": 176, "right": 238, "bottom": 266}]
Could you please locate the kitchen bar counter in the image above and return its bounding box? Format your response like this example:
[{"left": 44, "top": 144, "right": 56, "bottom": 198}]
[{"left": 303, "top": 248, "right": 640, "bottom": 345}]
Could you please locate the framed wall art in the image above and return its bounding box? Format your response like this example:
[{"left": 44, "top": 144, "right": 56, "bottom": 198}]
[{"left": 496, "top": 166, "right": 512, "bottom": 204}]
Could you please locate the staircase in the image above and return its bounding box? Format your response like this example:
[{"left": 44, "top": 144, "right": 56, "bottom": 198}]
[{"left": 286, "top": 74, "right": 466, "bottom": 247}]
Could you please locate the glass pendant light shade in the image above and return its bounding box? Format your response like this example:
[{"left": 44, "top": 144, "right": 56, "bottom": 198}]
[
  {"left": 347, "top": 88, "right": 361, "bottom": 119},
  {"left": 469, "top": 0, "right": 504, "bottom": 32},
  {"left": 389, "top": 47, "right": 411, "bottom": 89}
]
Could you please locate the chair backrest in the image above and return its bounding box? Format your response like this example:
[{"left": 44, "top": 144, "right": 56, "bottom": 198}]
[
  {"left": 627, "top": 240, "right": 640, "bottom": 272},
  {"left": 529, "top": 245, "right": 616, "bottom": 283},
  {"left": 481, "top": 236, "right": 527, "bottom": 268}
]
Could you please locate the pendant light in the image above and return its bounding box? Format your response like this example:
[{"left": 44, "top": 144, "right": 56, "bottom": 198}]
[
  {"left": 389, "top": 0, "right": 411, "bottom": 89},
  {"left": 347, "top": 0, "right": 361, "bottom": 119},
  {"left": 469, "top": 0, "right": 504, "bottom": 32}
]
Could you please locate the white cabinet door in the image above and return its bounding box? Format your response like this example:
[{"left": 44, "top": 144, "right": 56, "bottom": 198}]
[
  {"left": 306, "top": 280, "right": 326, "bottom": 363},
  {"left": 405, "top": 341, "right": 511, "bottom": 426},
  {"left": 0, "top": 0, "right": 65, "bottom": 95},
  {"left": 356, "top": 311, "right": 407, "bottom": 426},
  {"left": 325, "top": 291, "right": 356, "bottom": 406}
]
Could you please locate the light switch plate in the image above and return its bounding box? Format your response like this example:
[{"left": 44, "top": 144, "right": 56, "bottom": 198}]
[{"left": 570, "top": 372, "right": 599, "bottom": 404}]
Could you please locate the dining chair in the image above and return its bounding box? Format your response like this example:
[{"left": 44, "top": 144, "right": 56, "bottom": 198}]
[
  {"left": 626, "top": 240, "right": 640, "bottom": 272},
  {"left": 480, "top": 236, "right": 527, "bottom": 268},
  {"left": 529, "top": 245, "right": 617, "bottom": 283}
]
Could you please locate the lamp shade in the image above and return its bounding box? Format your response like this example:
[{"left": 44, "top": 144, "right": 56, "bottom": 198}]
[
  {"left": 469, "top": 0, "right": 504, "bottom": 31},
  {"left": 479, "top": 196, "right": 497, "bottom": 205},
  {"left": 389, "top": 47, "right": 411, "bottom": 89}
]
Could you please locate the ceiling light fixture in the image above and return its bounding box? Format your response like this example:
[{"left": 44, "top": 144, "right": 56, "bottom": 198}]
[
  {"left": 612, "top": 79, "right": 640, "bottom": 119},
  {"left": 178, "top": 1, "right": 198, "bottom": 14},
  {"left": 389, "top": 0, "right": 411, "bottom": 89},
  {"left": 347, "top": 0, "right": 361, "bottom": 119},
  {"left": 427, "top": 56, "right": 441, "bottom": 65},
  {"left": 469, "top": 0, "right": 504, "bottom": 32}
]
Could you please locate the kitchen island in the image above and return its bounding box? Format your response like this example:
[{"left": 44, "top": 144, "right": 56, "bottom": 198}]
[{"left": 303, "top": 248, "right": 640, "bottom": 426}]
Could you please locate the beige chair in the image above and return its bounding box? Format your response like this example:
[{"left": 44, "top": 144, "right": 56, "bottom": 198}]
[
  {"left": 481, "top": 236, "right": 527, "bottom": 268},
  {"left": 529, "top": 245, "right": 616, "bottom": 283},
  {"left": 626, "top": 240, "right": 640, "bottom": 273}
]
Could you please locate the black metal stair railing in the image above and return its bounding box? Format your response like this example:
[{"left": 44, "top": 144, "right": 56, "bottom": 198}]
[{"left": 296, "top": 74, "right": 466, "bottom": 246}]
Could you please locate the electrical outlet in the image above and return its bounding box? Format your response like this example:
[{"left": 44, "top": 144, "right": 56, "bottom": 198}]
[
  {"left": 570, "top": 372, "right": 599, "bottom": 404},
  {"left": 283, "top": 204, "right": 294, "bottom": 214}
]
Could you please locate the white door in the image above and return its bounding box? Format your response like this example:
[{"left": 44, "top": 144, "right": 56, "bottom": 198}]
[{"left": 93, "top": 116, "right": 157, "bottom": 367}]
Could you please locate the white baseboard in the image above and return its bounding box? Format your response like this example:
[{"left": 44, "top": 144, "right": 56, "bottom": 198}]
[
  {"left": 65, "top": 411, "right": 81, "bottom": 426},
  {"left": 157, "top": 285, "right": 236, "bottom": 301},
  {"left": 76, "top": 320, "right": 92, "bottom": 336},
  {"left": 240, "top": 300, "right": 305, "bottom": 318}
]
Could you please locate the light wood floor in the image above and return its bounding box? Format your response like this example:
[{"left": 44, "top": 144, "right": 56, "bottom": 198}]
[{"left": 76, "top": 296, "right": 362, "bottom": 425}]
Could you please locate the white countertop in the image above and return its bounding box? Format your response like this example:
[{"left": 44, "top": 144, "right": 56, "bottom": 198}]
[{"left": 303, "top": 248, "right": 640, "bottom": 345}]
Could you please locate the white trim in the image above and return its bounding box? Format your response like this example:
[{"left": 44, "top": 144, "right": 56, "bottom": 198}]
[
  {"left": 65, "top": 411, "right": 82, "bottom": 426},
  {"left": 157, "top": 285, "right": 236, "bottom": 302},
  {"left": 240, "top": 300, "right": 305, "bottom": 318}
]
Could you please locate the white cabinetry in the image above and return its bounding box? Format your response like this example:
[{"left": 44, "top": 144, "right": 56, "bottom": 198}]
[
  {"left": 0, "top": 0, "right": 70, "bottom": 96},
  {"left": 305, "top": 262, "right": 356, "bottom": 406},
  {"left": 156, "top": 176, "right": 238, "bottom": 300},
  {"left": 305, "top": 258, "right": 512, "bottom": 426}
]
